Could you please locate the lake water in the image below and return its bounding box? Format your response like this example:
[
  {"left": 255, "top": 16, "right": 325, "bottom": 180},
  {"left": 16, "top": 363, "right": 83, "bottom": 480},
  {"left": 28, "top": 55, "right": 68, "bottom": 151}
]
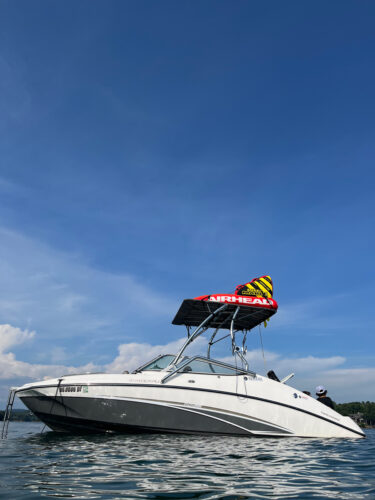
[{"left": 0, "top": 423, "right": 374, "bottom": 499}]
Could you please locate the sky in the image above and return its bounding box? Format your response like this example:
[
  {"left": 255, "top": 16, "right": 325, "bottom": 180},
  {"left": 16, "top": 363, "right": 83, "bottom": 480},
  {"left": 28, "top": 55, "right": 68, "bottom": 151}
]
[{"left": 0, "top": 0, "right": 374, "bottom": 405}]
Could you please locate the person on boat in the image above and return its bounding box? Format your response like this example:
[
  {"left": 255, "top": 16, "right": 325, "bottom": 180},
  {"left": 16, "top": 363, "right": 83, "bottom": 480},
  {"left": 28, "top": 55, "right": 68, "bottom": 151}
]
[{"left": 316, "top": 386, "right": 335, "bottom": 409}]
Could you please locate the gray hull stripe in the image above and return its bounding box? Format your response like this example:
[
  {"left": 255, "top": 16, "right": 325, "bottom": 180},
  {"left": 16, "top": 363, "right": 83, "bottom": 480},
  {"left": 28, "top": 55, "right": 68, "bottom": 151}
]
[
  {"left": 92, "top": 395, "right": 292, "bottom": 434},
  {"left": 91, "top": 394, "right": 291, "bottom": 433},
  {"left": 20, "top": 396, "right": 286, "bottom": 436},
  {"left": 175, "top": 406, "right": 291, "bottom": 434}
]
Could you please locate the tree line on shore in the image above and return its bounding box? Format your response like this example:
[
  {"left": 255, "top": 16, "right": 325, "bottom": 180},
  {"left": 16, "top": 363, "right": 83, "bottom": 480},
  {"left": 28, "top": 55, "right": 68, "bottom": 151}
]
[
  {"left": 0, "top": 409, "right": 39, "bottom": 422},
  {"left": 335, "top": 401, "right": 375, "bottom": 426}
]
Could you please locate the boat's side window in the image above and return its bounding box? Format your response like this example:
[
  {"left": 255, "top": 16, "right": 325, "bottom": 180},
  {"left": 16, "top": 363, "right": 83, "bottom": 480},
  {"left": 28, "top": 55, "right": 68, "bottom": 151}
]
[{"left": 180, "top": 359, "right": 240, "bottom": 375}]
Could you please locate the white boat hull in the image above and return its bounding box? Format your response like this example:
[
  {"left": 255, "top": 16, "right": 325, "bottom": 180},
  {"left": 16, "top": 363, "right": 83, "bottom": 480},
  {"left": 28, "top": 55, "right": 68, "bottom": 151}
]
[{"left": 16, "top": 372, "right": 365, "bottom": 438}]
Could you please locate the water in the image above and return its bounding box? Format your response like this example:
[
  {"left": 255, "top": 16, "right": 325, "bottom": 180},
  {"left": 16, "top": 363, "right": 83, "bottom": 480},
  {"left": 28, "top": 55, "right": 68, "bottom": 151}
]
[{"left": 0, "top": 423, "right": 374, "bottom": 499}]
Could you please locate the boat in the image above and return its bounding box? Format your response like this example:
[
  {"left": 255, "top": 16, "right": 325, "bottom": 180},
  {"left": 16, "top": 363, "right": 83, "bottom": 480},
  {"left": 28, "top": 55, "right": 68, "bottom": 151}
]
[{"left": 11, "top": 277, "right": 365, "bottom": 438}]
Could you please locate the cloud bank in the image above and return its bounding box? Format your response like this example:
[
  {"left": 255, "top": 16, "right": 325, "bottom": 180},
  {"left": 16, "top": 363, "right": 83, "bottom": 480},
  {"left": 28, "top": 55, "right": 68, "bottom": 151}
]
[
  {"left": 0, "top": 324, "right": 99, "bottom": 381},
  {"left": 1, "top": 323, "right": 374, "bottom": 404}
]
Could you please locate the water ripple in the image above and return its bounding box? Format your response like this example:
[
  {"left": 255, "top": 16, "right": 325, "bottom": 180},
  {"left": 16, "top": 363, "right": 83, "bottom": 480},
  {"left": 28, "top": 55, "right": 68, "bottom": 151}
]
[{"left": 0, "top": 424, "right": 374, "bottom": 499}]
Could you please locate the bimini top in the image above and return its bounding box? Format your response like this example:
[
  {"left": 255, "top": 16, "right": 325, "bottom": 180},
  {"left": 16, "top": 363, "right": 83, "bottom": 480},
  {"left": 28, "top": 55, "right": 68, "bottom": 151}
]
[{"left": 172, "top": 293, "right": 278, "bottom": 331}]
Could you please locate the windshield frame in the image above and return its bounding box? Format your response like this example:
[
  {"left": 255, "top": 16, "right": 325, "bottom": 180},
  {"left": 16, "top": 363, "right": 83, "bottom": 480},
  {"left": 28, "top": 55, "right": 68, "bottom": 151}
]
[{"left": 161, "top": 355, "right": 255, "bottom": 383}]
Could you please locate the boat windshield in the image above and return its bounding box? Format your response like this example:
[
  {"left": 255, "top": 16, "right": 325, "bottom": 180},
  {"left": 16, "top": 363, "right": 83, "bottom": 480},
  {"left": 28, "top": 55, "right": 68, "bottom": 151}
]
[{"left": 138, "top": 355, "right": 175, "bottom": 372}]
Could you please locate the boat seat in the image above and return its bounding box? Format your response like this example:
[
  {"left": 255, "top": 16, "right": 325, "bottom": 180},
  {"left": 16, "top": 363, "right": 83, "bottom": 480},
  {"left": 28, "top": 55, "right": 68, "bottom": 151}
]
[{"left": 267, "top": 370, "right": 280, "bottom": 382}]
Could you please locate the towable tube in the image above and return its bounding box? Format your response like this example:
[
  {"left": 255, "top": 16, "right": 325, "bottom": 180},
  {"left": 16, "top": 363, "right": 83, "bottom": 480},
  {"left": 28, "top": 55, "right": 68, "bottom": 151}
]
[{"left": 194, "top": 294, "right": 278, "bottom": 310}]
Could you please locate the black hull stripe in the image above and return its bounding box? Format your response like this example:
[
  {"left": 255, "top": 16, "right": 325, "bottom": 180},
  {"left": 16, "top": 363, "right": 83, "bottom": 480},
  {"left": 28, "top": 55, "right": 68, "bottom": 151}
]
[{"left": 17, "top": 383, "right": 364, "bottom": 437}]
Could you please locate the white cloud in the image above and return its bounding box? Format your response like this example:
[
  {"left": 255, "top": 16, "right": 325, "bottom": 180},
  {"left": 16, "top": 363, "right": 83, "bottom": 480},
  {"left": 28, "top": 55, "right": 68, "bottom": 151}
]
[
  {"left": 258, "top": 352, "right": 345, "bottom": 375},
  {"left": 106, "top": 335, "right": 207, "bottom": 373},
  {"left": 0, "top": 324, "right": 34, "bottom": 353},
  {"left": 106, "top": 338, "right": 185, "bottom": 373},
  {"left": 292, "top": 368, "right": 375, "bottom": 403},
  {"left": 0, "top": 351, "right": 95, "bottom": 381},
  {"left": 50, "top": 347, "right": 68, "bottom": 363},
  {"left": 0, "top": 324, "right": 99, "bottom": 381},
  {"left": 219, "top": 349, "right": 345, "bottom": 375}
]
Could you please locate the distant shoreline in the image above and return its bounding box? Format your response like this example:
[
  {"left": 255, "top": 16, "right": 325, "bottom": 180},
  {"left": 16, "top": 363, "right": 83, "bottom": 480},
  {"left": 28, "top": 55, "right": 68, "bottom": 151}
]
[{"left": 0, "top": 409, "right": 40, "bottom": 422}]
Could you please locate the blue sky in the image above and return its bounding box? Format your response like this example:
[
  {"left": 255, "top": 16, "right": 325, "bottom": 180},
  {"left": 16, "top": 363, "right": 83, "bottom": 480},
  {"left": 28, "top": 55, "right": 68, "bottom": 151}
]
[{"left": 0, "top": 0, "right": 374, "bottom": 403}]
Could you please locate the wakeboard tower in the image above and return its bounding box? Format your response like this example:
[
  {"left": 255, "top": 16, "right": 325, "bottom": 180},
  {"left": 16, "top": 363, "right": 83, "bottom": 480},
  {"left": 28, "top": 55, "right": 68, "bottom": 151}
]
[{"left": 171, "top": 275, "right": 278, "bottom": 369}]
